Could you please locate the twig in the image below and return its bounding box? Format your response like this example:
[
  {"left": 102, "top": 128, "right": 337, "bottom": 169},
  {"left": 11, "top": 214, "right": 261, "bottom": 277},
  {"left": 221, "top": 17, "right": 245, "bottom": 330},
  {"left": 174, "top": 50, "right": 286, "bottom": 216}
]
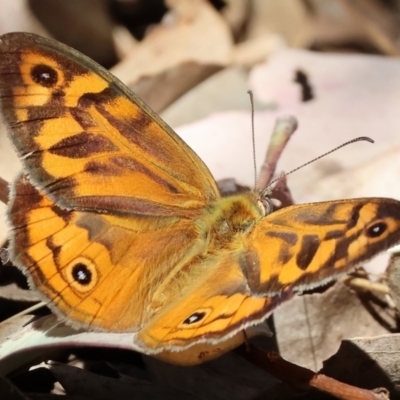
[
  {"left": 343, "top": 277, "right": 390, "bottom": 295},
  {"left": 237, "top": 346, "right": 388, "bottom": 400},
  {"left": 257, "top": 115, "right": 297, "bottom": 190},
  {"left": 0, "top": 176, "right": 9, "bottom": 204}
]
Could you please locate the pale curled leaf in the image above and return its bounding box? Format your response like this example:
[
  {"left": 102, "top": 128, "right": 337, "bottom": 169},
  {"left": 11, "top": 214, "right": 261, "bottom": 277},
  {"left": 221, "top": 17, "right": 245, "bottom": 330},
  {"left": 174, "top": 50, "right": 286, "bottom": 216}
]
[
  {"left": 0, "top": 315, "right": 141, "bottom": 375},
  {"left": 0, "top": 315, "right": 283, "bottom": 399},
  {"left": 111, "top": 0, "right": 233, "bottom": 86},
  {"left": 176, "top": 50, "right": 400, "bottom": 204},
  {"left": 0, "top": 283, "right": 41, "bottom": 302},
  {"left": 248, "top": 49, "right": 400, "bottom": 201}
]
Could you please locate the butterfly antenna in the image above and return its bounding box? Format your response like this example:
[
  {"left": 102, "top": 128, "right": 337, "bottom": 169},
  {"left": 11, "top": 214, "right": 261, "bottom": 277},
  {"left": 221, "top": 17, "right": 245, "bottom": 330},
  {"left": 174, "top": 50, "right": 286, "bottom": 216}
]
[
  {"left": 248, "top": 90, "right": 258, "bottom": 191},
  {"left": 267, "top": 136, "right": 374, "bottom": 188}
]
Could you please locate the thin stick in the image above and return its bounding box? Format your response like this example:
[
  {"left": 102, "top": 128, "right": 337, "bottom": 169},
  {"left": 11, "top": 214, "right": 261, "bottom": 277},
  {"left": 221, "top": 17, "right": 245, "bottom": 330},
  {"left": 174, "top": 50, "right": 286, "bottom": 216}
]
[
  {"left": 257, "top": 115, "right": 298, "bottom": 189},
  {"left": 0, "top": 176, "right": 9, "bottom": 204},
  {"left": 237, "top": 347, "right": 386, "bottom": 400},
  {"left": 0, "top": 301, "right": 47, "bottom": 327},
  {"left": 247, "top": 90, "right": 257, "bottom": 191}
]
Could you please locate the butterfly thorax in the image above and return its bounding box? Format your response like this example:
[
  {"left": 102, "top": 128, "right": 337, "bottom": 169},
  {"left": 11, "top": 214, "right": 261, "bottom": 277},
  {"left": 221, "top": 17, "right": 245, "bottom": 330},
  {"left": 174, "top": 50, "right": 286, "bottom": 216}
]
[{"left": 203, "top": 192, "right": 264, "bottom": 252}]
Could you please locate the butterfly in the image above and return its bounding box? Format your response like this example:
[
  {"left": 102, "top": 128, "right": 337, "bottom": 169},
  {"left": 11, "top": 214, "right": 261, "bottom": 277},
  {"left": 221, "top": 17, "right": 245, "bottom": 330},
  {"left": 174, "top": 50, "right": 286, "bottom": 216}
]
[{"left": 1, "top": 32, "right": 400, "bottom": 365}]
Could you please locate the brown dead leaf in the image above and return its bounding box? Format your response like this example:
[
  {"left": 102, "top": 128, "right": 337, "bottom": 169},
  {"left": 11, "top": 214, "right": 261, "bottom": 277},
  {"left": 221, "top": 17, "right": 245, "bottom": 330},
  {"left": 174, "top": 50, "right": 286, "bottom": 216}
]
[
  {"left": 321, "top": 334, "right": 400, "bottom": 399},
  {"left": 28, "top": 0, "right": 118, "bottom": 67},
  {"left": 161, "top": 66, "right": 254, "bottom": 127},
  {"left": 131, "top": 61, "right": 222, "bottom": 113},
  {"left": 311, "top": 2, "right": 367, "bottom": 52},
  {"left": 274, "top": 282, "right": 396, "bottom": 371},
  {"left": 111, "top": 0, "right": 233, "bottom": 86},
  {"left": 246, "top": 0, "right": 314, "bottom": 48},
  {"left": 338, "top": 0, "right": 400, "bottom": 56}
]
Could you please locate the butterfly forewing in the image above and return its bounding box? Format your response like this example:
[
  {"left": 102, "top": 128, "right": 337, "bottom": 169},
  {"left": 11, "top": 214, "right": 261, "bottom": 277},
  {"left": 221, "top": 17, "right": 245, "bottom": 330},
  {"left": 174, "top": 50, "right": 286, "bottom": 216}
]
[{"left": 0, "top": 32, "right": 219, "bottom": 217}]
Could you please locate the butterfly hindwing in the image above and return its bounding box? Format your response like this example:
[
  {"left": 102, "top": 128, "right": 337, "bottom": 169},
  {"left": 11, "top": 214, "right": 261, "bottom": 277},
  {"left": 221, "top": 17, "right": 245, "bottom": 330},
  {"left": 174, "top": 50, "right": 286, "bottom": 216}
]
[{"left": 9, "top": 174, "right": 206, "bottom": 332}]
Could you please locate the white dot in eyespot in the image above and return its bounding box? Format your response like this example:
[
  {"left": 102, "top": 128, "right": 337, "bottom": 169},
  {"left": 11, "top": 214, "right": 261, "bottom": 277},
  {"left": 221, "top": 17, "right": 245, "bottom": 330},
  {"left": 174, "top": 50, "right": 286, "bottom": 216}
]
[
  {"left": 77, "top": 270, "right": 88, "bottom": 281},
  {"left": 187, "top": 315, "right": 199, "bottom": 323},
  {"left": 183, "top": 312, "right": 206, "bottom": 325}
]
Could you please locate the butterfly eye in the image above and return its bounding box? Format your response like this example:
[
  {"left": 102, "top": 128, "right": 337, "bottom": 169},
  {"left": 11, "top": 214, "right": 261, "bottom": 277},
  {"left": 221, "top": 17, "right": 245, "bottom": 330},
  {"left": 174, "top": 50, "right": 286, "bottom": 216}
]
[
  {"left": 257, "top": 198, "right": 273, "bottom": 217},
  {"left": 366, "top": 221, "right": 388, "bottom": 238},
  {"left": 183, "top": 312, "right": 206, "bottom": 325}
]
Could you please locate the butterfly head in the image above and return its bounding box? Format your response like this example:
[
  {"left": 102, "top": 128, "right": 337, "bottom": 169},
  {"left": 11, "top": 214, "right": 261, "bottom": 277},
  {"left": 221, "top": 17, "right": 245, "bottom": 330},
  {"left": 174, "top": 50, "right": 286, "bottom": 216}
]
[{"left": 257, "top": 186, "right": 274, "bottom": 217}]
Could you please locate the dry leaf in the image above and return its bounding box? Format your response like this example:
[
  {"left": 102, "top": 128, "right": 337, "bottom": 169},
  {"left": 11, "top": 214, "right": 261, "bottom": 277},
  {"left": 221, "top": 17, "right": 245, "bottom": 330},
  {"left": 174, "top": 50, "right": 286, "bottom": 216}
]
[
  {"left": 321, "top": 334, "right": 400, "bottom": 399},
  {"left": 246, "top": 0, "right": 314, "bottom": 47},
  {"left": 111, "top": 0, "right": 233, "bottom": 85},
  {"left": 273, "top": 282, "right": 396, "bottom": 371}
]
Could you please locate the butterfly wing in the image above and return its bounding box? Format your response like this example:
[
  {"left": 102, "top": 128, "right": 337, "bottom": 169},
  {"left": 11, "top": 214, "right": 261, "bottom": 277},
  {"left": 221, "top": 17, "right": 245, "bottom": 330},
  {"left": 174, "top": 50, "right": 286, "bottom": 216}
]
[
  {"left": 10, "top": 174, "right": 209, "bottom": 331},
  {"left": 12, "top": 181, "right": 289, "bottom": 359},
  {"left": 136, "top": 249, "right": 294, "bottom": 353},
  {"left": 241, "top": 198, "right": 400, "bottom": 294},
  {"left": 0, "top": 32, "right": 218, "bottom": 217}
]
